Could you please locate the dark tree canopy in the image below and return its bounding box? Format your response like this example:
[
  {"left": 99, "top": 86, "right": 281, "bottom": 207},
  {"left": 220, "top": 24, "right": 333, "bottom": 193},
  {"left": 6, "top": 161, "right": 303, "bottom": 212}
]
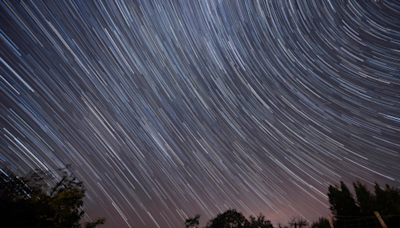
[
  {"left": 310, "top": 217, "right": 330, "bottom": 228},
  {"left": 287, "top": 217, "right": 309, "bottom": 228},
  {"left": 206, "top": 209, "right": 247, "bottom": 228},
  {"left": 185, "top": 214, "right": 200, "bottom": 228},
  {"left": 186, "top": 209, "right": 274, "bottom": 228},
  {"left": 328, "top": 181, "right": 360, "bottom": 218},
  {"left": 0, "top": 165, "right": 105, "bottom": 228},
  {"left": 245, "top": 213, "right": 274, "bottom": 228},
  {"left": 353, "top": 182, "right": 375, "bottom": 216},
  {"left": 328, "top": 181, "right": 400, "bottom": 228}
]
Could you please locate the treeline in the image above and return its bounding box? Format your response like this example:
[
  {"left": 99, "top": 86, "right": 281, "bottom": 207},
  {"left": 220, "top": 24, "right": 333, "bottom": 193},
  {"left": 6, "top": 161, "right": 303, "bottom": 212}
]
[
  {"left": 185, "top": 211, "right": 315, "bottom": 228},
  {"left": 1, "top": 164, "right": 400, "bottom": 228},
  {"left": 185, "top": 181, "right": 400, "bottom": 228}
]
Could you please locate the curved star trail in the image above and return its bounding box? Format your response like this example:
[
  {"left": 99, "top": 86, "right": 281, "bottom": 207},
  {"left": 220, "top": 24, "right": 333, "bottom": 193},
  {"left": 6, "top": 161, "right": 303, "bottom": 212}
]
[{"left": 1, "top": 1, "right": 400, "bottom": 227}]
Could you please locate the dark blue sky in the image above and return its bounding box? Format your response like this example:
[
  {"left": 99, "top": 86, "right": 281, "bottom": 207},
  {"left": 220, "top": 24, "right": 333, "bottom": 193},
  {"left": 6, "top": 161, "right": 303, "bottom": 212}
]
[{"left": 0, "top": 1, "right": 399, "bottom": 227}]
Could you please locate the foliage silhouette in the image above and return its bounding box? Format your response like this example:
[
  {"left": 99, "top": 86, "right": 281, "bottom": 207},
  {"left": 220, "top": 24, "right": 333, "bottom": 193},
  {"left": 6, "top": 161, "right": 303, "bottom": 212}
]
[
  {"left": 310, "top": 217, "right": 330, "bottom": 228},
  {"left": 0, "top": 164, "right": 105, "bottom": 228},
  {"left": 186, "top": 209, "right": 274, "bottom": 228},
  {"left": 328, "top": 181, "right": 400, "bottom": 227},
  {"left": 245, "top": 213, "right": 274, "bottom": 228},
  {"left": 206, "top": 209, "right": 247, "bottom": 228},
  {"left": 185, "top": 214, "right": 200, "bottom": 228},
  {"left": 328, "top": 181, "right": 360, "bottom": 219},
  {"left": 287, "top": 217, "right": 309, "bottom": 228}
]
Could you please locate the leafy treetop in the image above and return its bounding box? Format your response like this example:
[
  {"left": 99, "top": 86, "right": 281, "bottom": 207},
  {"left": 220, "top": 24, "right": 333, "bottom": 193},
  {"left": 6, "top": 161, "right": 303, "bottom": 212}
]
[{"left": 0, "top": 164, "right": 105, "bottom": 228}]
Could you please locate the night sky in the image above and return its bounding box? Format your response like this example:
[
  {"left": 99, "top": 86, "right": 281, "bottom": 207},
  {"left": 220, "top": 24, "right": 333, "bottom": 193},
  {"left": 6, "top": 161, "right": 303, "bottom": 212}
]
[{"left": 1, "top": 1, "right": 400, "bottom": 227}]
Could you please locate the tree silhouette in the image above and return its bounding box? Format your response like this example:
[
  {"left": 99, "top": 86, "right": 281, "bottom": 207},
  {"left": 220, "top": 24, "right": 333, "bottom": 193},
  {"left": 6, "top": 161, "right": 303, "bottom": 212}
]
[
  {"left": 310, "top": 217, "right": 330, "bottom": 228},
  {"left": 287, "top": 217, "right": 309, "bottom": 228},
  {"left": 353, "top": 181, "right": 375, "bottom": 216},
  {"left": 245, "top": 213, "right": 274, "bottom": 228},
  {"left": 374, "top": 183, "right": 400, "bottom": 215},
  {"left": 185, "top": 214, "right": 200, "bottom": 228},
  {"left": 186, "top": 209, "right": 274, "bottom": 228},
  {"left": 206, "top": 209, "right": 247, "bottom": 228},
  {"left": 328, "top": 181, "right": 400, "bottom": 228},
  {"left": 328, "top": 181, "right": 360, "bottom": 218},
  {"left": 0, "top": 165, "right": 105, "bottom": 228}
]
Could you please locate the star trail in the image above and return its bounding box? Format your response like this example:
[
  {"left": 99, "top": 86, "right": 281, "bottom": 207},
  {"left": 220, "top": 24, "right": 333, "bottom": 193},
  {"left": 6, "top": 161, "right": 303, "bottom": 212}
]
[{"left": 0, "top": 0, "right": 400, "bottom": 227}]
